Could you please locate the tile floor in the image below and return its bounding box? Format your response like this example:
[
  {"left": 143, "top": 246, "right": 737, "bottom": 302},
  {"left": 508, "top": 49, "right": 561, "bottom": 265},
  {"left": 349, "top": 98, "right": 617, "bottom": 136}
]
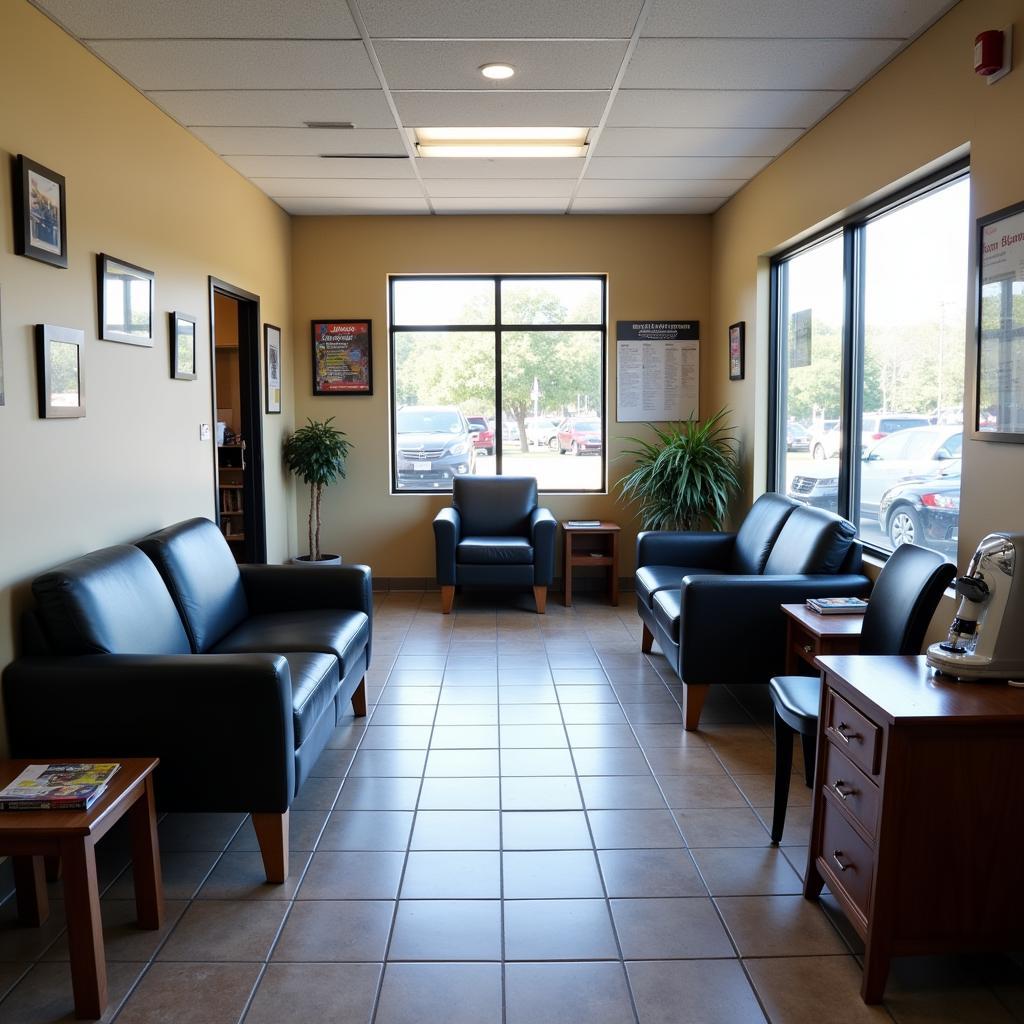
[{"left": 1, "top": 590, "right": 1023, "bottom": 1023}]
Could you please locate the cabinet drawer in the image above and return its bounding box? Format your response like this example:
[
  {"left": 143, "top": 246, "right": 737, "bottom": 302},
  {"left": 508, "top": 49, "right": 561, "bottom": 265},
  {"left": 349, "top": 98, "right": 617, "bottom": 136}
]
[
  {"left": 822, "top": 742, "right": 879, "bottom": 839},
  {"left": 825, "top": 690, "right": 881, "bottom": 775},
  {"left": 820, "top": 793, "right": 875, "bottom": 920}
]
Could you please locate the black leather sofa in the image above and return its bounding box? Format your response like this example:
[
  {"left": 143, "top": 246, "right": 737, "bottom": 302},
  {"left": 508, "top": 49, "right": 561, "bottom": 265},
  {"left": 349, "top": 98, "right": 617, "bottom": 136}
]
[
  {"left": 433, "top": 477, "right": 557, "bottom": 613},
  {"left": 635, "top": 493, "right": 870, "bottom": 730},
  {"left": 2, "top": 518, "right": 372, "bottom": 882}
]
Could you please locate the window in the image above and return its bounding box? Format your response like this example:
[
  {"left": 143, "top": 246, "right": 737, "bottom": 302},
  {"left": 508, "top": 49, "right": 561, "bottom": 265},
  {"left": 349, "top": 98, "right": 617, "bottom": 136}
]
[
  {"left": 772, "top": 167, "right": 969, "bottom": 562},
  {"left": 389, "top": 275, "right": 606, "bottom": 493}
]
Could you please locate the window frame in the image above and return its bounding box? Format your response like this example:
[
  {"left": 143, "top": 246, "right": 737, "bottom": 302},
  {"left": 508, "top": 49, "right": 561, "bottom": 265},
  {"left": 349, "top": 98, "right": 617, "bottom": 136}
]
[
  {"left": 768, "top": 159, "right": 970, "bottom": 557},
  {"left": 388, "top": 273, "right": 608, "bottom": 495}
]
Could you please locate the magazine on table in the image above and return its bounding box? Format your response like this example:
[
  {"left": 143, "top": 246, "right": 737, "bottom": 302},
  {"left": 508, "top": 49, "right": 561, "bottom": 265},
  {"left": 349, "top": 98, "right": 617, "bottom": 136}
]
[
  {"left": 0, "top": 762, "right": 119, "bottom": 811},
  {"left": 806, "top": 596, "right": 869, "bottom": 615}
]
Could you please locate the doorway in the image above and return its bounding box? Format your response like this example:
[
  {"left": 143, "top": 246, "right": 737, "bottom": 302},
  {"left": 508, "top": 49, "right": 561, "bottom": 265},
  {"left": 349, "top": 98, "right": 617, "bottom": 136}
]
[{"left": 209, "top": 276, "right": 266, "bottom": 563}]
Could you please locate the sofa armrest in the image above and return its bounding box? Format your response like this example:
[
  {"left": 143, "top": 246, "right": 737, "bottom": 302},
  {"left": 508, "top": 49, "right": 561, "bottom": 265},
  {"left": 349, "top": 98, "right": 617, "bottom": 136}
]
[
  {"left": 530, "top": 507, "right": 558, "bottom": 586},
  {"left": 636, "top": 531, "right": 736, "bottom": 569},
  {"left": 433, "top": 507, "right": 461, "bottom": 586},
  {"left": 239, "top": 563, "right": 372, "bottom": 617},
  {"left": 677, "top": 573, "right": 872, "bottom": 686},
  {"left": 2, "top": 653, "right": 295, "bottom": 813}
]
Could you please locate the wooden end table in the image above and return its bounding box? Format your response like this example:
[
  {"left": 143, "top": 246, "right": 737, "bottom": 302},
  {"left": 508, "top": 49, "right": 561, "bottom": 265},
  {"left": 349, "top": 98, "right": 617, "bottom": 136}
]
[
  {"left": 562, "top": 521, "right": 621, "bottom": 607},
  {"left": 781, "top": 603, "right": 864, "bottom": 674},
  {"left": 0, "top": 758, "right": 163, "bottom": 1019}
]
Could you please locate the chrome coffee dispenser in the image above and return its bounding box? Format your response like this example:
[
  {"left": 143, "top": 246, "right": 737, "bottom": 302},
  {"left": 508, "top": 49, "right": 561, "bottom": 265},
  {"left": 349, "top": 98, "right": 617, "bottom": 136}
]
[{"left": 927, "top": 532, "right": 1024, "bottom": 681}]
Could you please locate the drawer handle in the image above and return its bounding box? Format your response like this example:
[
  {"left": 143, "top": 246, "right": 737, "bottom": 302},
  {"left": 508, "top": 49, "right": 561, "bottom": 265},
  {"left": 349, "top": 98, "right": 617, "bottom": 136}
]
[
  {"left": 834, "top": 722, "right": 861, "bottom": 744},
  {"left": 832, "top": 779, "right": 857, "bottom": 800},
  {"left": 832, "top": 849, "right": 852, "bottom": 872}
]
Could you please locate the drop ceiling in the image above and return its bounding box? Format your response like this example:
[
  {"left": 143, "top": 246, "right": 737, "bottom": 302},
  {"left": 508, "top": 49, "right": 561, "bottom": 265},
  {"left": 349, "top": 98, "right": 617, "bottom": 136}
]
[{"left": 31, "top": 0, "right": 959, "bottom": 216}]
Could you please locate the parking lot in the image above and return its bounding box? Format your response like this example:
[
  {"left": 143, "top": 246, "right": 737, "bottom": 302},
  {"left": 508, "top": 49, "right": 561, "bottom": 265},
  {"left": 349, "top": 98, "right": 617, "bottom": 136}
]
[{"left": 474, "top": 449, "right": 604, "bottom": 491}]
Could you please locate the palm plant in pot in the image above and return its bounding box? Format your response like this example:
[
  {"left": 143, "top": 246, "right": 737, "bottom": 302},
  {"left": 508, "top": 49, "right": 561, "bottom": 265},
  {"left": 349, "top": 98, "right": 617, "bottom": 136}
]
[
  {"left": 283, "top": 417, "right": 353, "bottom": 565},
  {"left": 617, "top": 408, "right": 741, "bottom": 531}
]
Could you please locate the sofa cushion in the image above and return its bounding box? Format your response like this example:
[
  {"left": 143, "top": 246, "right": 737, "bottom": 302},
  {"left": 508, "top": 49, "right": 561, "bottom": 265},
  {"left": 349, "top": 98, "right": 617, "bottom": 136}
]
[
  {"left": 457, "top": 537, "right": 534, "bottom": 565},
  {"left": 284, "top": 653, "right": 339, "bottom": 747},
  {"left": 212, "top": 609, "right": 370, "bottom": 678},
  {"left": 636, "top": 565, "right": 724, "bottom": 608},
  {"left": 454, "top": 477, "right": 536, "bottom": 537},
  {"left": 137, "top": 518, "right": 248, "bottom": 653},
  {"left": 763, "top": 506, "right": 857, "bottom": 575},
  {"left": 653, "top": 588, "right": 682, "bottom": 643},
  {"left": 732, "top": 493, "right": 797, "bottom": 574},
  {"left": 32, "top": 545, "right": 191, "bottom": 656}
]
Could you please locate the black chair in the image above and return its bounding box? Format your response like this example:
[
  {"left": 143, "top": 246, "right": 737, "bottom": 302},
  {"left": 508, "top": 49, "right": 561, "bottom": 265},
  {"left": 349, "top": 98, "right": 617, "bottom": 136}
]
[
  {"left": 433, "top": 476, "right": 557, "bottom": 614},
  {"left": 769, "top": 542, "right": 954, "bottom": 843}
]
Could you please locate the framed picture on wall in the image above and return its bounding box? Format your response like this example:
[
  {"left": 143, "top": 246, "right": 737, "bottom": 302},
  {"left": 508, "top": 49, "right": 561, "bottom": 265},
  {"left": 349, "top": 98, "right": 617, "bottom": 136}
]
[
  {"left": 35, "top": 324, "right": 85, "bottom": 418},
  {"left": 265, "top": 323, "right": 282, "bottom": 413},
  {"left": 312, "top": 319, "right": 372, "bottom": 396},
  {"left": 170, "top": 312, "right": 197, "bottom": 380},
  {"left": 97, "top": 253, "right": 154, "bottom": 346},
  {"left": 729, "top": 321, "right": 745, "bottom": 381},
  {"left": 14, "top": 155, "right": 68, "bottom": 269}
]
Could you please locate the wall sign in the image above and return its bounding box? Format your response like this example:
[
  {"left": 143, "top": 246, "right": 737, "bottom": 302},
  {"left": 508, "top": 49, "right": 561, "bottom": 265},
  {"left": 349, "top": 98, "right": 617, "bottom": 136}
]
[
  {"left": 312, "top": 319, "right": 372, "bottom": 396},
  {"left": 616, "top": 320, "right": 699, "bottom": 422}
]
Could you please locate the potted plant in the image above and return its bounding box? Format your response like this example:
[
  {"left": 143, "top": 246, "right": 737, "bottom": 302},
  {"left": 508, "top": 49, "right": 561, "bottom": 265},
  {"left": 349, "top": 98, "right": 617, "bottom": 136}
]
[
  {"left": 283, "top": 417, "right": 353, "bottom": 564},
  {"left": 617, "top": 408, "right": 740, "bottom": 531}
]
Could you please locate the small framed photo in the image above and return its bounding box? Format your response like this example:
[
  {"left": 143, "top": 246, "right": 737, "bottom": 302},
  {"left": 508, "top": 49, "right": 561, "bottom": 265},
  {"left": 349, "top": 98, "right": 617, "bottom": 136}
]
[
  {"left": 170, "top": 312, "right": 197, "bottom": 380},
  {"left": 35, "top": 324, "right": 85, "bottom": 418},
  {"left": 729, "top": 321, "right": 745, "bottom": 381},
  {"left": 98, "top": 253, "right": 155, "bottom": 346},
  {"left": 312, "top": 319, "right": 372, "bottom": 396},
  {"left": 265, "top": 323, "right": 282, "bottom": 413},
  {"left": 14, "top": 155, "right": 68, "bottom": 269}
]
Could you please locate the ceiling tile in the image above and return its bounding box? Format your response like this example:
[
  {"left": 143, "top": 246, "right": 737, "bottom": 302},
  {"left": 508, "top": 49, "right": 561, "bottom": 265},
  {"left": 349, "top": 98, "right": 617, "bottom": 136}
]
[
  {"left": 251, "top": 178, "right": 426, "bottom": 198},
  {"left": 424, "top": 179, "right": 576, "bottom": 198},
  {"left": 586, "top": 155, "right": 772, "bottom": 179},
  {"left": 593, "top": 126, "right": 802, "bottom": 157},
  {"left": 643, "top": 0, "right": 955, "bottom": 39},
  {"left": 147, "top": 90, "right": 397, "bottom": 129},
  {"left": 432, "top": 198, "right": 570, "bottom": 214},
  {"left": 571, "top": 197, "right": 724, "bottom": 214},
  {"left": 373, "top": 40, "right": 627, "bottom": 90},
  {"left": 87, "top": 40, "right": 378, "bottom": 90},
  {"left": 575, "top": 178, "right": 745, "bottom": 198},
  {"left": 33, "top": 0, "right": 359, "bottom": 38},
  {"left": 360, "top": 0, "right": 642, "bottom": 38},
  {"left": 276, "top": 197, "right": 431, "bottom": 215},
  {"left": 622, "top": 38, "right": 903, "bottom": 90},
  {"left": 393, "top": 91, "right": 608, "bottom": 128},
  {"left": 222, "top": 155, "right": 415, "bottom": 178},
  {"left": 190, "top": 127, "right": 406, "bottom": 156},
  {"left": 416, "top": 157, "right": 584, "bottom": 179},
  {"left": 607, "top": 89, "right": 846, "bottom": 128}
]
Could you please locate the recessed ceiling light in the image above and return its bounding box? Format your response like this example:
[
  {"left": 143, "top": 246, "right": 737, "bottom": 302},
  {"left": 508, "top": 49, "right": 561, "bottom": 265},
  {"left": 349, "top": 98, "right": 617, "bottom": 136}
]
[
  {"left": 415, "top": 127, "right": 588, "bottom": 158},
  {"left": 479, "top": 63, "right": 515, "bottom": 80}
]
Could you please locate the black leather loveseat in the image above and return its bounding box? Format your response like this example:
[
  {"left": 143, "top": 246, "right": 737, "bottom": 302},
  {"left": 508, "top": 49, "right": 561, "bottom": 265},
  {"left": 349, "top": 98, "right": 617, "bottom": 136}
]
[
  {"left": 635, "top": 493, "right": 870, "bottom": 730},
  {"left": 2, "top": 518, "right": 372, "bottom": 882}
]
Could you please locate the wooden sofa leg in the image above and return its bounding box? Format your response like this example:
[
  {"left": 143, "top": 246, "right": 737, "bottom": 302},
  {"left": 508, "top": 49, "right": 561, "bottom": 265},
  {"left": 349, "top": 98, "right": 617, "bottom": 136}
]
[
  {"left": 351, "top": 677, "right": 367, "bottom": 717},
  {"left": 252, "top": 811, "right": 289, "bottom": 884},
  {"left": 683, "top": 684, "right": 710, "bottom": 731},
  {"left": 440, "top": 585, "right": 455, "bottom": 614},
  {"left": 641, "top": 622, "right": 654, "bottom": 653},
  {"left": 533, "top": 585, "right": 547, "bottom": 614}
]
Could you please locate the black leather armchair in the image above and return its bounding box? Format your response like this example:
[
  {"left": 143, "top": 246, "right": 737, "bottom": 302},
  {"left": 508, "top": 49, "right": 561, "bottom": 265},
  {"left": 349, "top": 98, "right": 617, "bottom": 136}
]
[{"left": 433, "top": 477, "right": 557, "bottom": 613}]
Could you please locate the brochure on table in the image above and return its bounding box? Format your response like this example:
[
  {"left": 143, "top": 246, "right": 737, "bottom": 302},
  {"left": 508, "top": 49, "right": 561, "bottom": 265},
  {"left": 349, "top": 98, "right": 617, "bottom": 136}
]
[{"left": 616, "top": 320, "right": 699, "bottom": 422}]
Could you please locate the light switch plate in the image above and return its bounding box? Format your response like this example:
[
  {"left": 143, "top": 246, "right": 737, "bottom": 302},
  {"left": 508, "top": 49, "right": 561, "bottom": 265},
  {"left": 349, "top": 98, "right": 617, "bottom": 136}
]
[{"left": 200, "top": 423, "right": 211, "bottom": 441}]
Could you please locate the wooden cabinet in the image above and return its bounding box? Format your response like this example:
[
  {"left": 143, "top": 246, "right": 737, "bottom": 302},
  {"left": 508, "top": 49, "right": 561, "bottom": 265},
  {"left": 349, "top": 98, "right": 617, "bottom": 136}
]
[
  {"left": 217, "top": 441, "right": 246, "bottom": 560},
  {"left": 561, "top": 522, "right": 620, "bottom": 606},
  {"left": 805, "top": 655, "right": 1024, "bottom": 1003}
]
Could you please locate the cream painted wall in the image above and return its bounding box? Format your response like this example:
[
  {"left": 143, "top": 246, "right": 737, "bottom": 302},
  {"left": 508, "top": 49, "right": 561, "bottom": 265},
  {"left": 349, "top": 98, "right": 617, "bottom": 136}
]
[
  {"left": 0, "top": 2, "right": 295, "bottom": 683},
  {"left": 291, "top": 215, "right": 711, "bottom": 579}
]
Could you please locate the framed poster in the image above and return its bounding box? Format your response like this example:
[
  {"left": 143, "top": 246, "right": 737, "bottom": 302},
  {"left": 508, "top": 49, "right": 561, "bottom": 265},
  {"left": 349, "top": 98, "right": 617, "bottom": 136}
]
[
  {"left": 729, "top": 321, "right": 745, "bottom": 381},
  {"left": 170, "top": 312, "right": 197, "bottom": 380},
  {"left": 616, "top": 320, "right": 699, "bottom": 422},
  {"left": 312, "top": 319, "right": 372, "bottom": 396},
  {"left": 14, "top": 155, "right": 68, "bottom": 269},
  {"left": 264, "top": 322, "right": 282, "bottom": 413},
  {"left": 35, "top": 324, "right": 85, "bottom": 418},
  {"left": 97, "top": 253, "right": 154, "bottom": 346},
  {"left": 975, "top": 200, "right": 1024, "bottom": 441}
]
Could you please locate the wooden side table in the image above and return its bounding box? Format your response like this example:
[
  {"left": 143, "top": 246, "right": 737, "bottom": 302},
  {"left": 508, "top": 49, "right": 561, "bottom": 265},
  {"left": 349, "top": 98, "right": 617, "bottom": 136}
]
[
  {"left": 781, "top": 603, "right": 864, "bottom": 674},
  {"left": 0, "top": 758, "right": 163, "bottom": 1019},
  {"left": 561, "top": 522, "right": 620, "bottom": 606}
]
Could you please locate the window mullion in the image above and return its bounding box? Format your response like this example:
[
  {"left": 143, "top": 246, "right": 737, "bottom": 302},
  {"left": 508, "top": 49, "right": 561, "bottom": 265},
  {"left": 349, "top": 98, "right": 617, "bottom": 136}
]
[{"left": 494, "top": 277, "right": 503, "bottom": 478}]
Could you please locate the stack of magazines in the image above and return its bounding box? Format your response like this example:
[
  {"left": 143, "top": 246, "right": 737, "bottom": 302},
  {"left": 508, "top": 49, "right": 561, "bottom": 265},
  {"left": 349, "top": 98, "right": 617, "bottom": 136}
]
[
  {"left": 806, "top": 596, "right": 869, "bottom": 615},
  {"left": 0, "top": 763, "right": 120, "bottom": 811}
]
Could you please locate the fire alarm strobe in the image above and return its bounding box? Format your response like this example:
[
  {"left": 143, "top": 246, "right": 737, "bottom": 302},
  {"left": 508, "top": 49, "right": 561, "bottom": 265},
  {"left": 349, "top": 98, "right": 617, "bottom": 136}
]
[{"left": 975, "top": 26, "right": 1012, "bottom": 83}]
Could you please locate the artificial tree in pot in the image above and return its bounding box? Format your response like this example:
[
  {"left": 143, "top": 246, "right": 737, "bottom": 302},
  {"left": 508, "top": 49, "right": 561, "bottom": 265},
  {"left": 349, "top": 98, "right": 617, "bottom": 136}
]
[
  {"left": 617, "top": 408, "right": 741, "bottom": 531},
  {"left": 283, "top": 417, "right": 353, "bottom": 564}
]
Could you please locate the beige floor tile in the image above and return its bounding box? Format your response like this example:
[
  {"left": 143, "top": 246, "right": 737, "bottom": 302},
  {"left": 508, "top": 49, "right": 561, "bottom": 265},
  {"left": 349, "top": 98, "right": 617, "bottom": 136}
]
[
  {"left": 375, "top": 962, "right": 501, "bottom": 1024},
  {"left": 157, "top": 900, "right": 288, "bottom": 962},
  {"left": 272, "top": 900, "right": 393, "bottom": 962},
  {"left": 610, "top": 897, "right": 735, "bottom": 959},
  {"left": 627, "top": 959, "right": 766, "bottom": 1023},
  {"left": 505, "top": 961, "right": 634, "bottom": 1024},
  {"left": 245, "top": 963, "right": 382, "bottom": 1024},
  {"left": 674, "top": 807, "right": 770, "bottom": 847},
  {"left": 691, "top": 847, "right": 803, "bottom": 896},
  {"left": 116, "top": 963, "right": 262, "bottom": 1024},
  {"left": 716, "top": 894, "right": 848, "bottom": 956},
  {"left": 0, "top": 961, "right": 140, "bottom": 1024}
]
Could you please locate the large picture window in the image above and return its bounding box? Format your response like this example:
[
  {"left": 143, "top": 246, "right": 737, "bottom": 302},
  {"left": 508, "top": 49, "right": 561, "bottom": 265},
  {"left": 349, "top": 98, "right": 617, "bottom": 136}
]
[
  {"left": 389, "top": 275, "right": 606, "bottom": 493},
  {"left": 772, "top": 166, "right": 969, "bottom": 562}
]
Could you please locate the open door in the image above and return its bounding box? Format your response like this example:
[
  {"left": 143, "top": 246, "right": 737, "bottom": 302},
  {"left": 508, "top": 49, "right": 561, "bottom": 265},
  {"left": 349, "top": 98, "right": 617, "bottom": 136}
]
[{"left": 209, "top": 277, "right": 267, "bottom": 563}]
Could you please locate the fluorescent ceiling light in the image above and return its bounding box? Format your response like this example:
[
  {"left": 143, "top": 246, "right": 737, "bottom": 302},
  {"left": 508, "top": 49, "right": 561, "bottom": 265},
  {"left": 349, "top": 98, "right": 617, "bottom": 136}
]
[
  {"left": 415, "top": 127, "right": 588, "bottom": 158},
  {"left": 480, "top": 63, "right": 515, "bottom": 79}
]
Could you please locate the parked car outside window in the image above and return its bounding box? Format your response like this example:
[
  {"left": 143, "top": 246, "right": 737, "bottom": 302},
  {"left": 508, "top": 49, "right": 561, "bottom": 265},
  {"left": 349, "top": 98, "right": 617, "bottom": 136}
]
[
  {"left": 786, "top": 422, "right": 811, "bottom": 452},
  {"left": 465, "top": 415, "right": 494, "bottom": 456},
  {"left": 395, "top": 406, "right": 476, "bottom": 488},
  {"left": 877, "top": 459, "right": 960, "bottom": 553},
  {"left": 557, "top": 418, "right": 602, "bottom": 456},
  {"left": 525, "top": 417, "right": 561, "bottom": 449}
]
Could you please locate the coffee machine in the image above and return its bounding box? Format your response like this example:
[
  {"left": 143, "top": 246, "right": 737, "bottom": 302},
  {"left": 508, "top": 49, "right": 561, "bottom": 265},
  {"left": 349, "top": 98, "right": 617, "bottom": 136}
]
[{"left": 927, "top": 532, "right": 1024, "bottom": 682}]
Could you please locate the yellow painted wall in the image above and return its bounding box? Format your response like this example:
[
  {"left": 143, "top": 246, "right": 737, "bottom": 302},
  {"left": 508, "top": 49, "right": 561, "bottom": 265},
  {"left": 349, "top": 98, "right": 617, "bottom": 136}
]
[
  {"left": 291, "top": 215, "right": 711, "bottom": 578},
  {"left": 0, "top": 1, "right": 295, "bottom": 686}
]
